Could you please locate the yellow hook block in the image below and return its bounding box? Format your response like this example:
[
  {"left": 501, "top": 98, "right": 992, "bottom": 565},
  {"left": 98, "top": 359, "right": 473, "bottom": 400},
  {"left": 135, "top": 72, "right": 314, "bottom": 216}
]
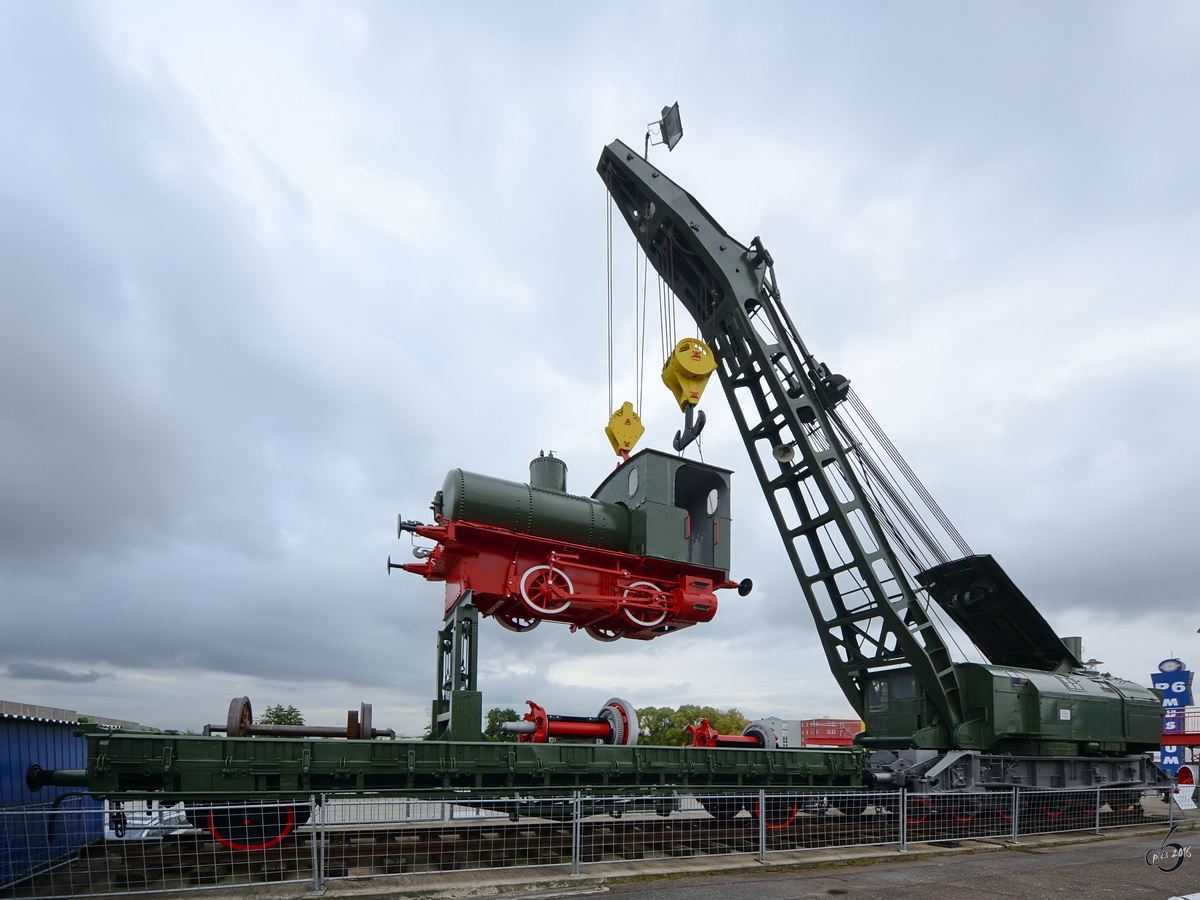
[
  {"left": 661, "top": 338, "right": 717, "bottom": 410},
  {"left": 605, "top": 401, "right": 645, "bottom": 458}
]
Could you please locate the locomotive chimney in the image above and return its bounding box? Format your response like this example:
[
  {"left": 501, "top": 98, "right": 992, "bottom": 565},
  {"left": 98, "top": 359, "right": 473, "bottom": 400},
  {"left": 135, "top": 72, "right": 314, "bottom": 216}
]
[{"left": 529, "top": 450, "right": 567, "bottom": 493}]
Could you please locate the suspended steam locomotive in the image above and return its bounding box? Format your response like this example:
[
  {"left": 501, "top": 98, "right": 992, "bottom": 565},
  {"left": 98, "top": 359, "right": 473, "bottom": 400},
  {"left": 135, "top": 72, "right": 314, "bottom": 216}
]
[{"left": 392, "top": 449, "right": 752, "bottom": 641}]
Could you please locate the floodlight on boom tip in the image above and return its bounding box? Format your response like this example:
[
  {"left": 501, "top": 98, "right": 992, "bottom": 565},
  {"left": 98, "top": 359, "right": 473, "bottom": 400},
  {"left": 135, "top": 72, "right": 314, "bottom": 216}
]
[{"left": 644, "top": 101, "right": 683, "bottom": 158}]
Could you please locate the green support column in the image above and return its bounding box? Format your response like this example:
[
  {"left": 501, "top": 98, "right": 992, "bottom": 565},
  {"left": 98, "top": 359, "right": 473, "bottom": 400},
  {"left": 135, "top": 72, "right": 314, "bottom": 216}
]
[{"left": 430, "top": 592, "right": 482, "bottom": 742}]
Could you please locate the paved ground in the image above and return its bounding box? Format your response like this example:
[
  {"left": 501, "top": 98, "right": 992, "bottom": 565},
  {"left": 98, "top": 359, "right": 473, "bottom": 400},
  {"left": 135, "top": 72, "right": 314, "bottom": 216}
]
[{"left": 604, "top": 832, "right": 1200, "bottom": 900}]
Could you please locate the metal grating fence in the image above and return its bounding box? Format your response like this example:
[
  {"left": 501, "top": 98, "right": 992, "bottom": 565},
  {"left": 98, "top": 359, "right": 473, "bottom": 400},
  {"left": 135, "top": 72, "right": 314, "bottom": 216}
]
[
  {"left": 1, "top": 797, "right": 104, "bottom": 894},
  {"left": 0, "top": 787, "right": 1187, "bottom": 898}
]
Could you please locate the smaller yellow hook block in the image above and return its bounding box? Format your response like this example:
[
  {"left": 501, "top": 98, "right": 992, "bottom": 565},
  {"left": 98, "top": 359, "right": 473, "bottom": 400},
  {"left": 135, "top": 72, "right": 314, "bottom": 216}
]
[
  {"left": 661, "top": 338, "right": 717, "bottom": 410},
  {"left": 605, "top": 401, "right": 645, "bottom": 458}
]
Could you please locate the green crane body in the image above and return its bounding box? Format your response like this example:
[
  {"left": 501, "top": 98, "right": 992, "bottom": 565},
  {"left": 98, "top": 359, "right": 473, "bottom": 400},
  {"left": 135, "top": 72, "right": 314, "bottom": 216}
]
[{"left": 597, "top": 139, "right": 1162, "bottom": 761}]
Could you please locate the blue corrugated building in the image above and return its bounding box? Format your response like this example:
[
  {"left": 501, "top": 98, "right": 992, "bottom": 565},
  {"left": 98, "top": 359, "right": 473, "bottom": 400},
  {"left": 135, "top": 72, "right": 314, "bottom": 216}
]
[{"left": 1, "top": 701, "right": 142, "bottom": 888}]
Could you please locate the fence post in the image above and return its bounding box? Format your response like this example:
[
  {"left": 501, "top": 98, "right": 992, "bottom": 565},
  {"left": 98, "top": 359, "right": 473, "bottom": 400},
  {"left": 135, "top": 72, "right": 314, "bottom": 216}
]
[
  {"left": 899, "top": 788, "right": 907, "bottom": 853},
  {"left": 757, "top": 790, "right": 767, "bottom": 864},
  {"left": 1170, "top": 787, "right": 1175, "bottom": 826},
  {"left": 570, "top": 791, "right": 581, "bottom": 876},
  {"left": 1094, "top": 787, "right": 1101, "bottom": 835},
  {"left": 1011, "top": 787, "right": 1019, "bottom": 844},
  {"left": 316, "top": 794, "right": 327, "bottom": 893},
  {"left": 308, "top": 797, "right": 321, "bottom": 894}
]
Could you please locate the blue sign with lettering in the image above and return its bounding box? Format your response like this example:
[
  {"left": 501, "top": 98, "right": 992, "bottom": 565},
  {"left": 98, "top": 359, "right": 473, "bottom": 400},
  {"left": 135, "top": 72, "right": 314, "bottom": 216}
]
[
  {"left": 1151, "top": 670, "right": 1193, "bottom": 708},
  {"left": 1160, "top": 744, "right": 1182, "bottom": 776}
]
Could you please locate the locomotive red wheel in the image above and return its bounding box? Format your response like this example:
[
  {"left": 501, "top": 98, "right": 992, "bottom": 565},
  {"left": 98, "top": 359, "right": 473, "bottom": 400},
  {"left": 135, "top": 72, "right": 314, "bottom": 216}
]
[
  {"left": 497, "top": 614, "right": 540, "bottom": 633},
  {"left": 519, "top": 565, "right": 573, "bottom": 615},
  {"left": 585, "top": 625, "right": 624, "bottom": 642},
  {"left": 621, "top": 581, "right": 668, "bottom": 628}
]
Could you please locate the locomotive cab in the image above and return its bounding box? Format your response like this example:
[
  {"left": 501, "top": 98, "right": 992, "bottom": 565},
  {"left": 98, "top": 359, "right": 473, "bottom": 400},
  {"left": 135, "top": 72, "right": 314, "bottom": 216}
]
[{"left": 591, "top": 448, "right": 731, "bottom": 572}]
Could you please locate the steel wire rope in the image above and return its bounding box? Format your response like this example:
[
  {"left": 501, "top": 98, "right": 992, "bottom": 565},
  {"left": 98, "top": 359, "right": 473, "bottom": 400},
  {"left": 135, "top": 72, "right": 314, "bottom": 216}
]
[
  {"left": 837, "top": 406, "right": 987, "bottom": 663},
  {"left": 633, "top": 238, "right": 640, "bottom": 415},
  {"left": 850, "top": 461, "right": 974, "bottom": 664},
  {"left": 839, "top": 403, "right": 943, "bottom": 557},
  {"left": 847, "top": 389, "right": 973, "bottom": 558},
  {"left": 851, "top": 455, "right": 934, "bottom": 576},
  {"left": 829, "top": 407, "right": 950, "bottom": 568},
  {"left": 639, "top": 250, "right": 650, "bottom": 415},
  {"left": 662, "top": 274, "right": 672, "bottom": 362},
  {"left": 606, "top": 194, "right": 614, "bottom": 417},
  {"left": 828, "top": 407, "right": 977, "bottom": 662},
  {"left": 666, "top": 229, "right": 678, "bottom": 350},
  {"left": 820, "top": 404, "right": 975, "bottom": 666}
]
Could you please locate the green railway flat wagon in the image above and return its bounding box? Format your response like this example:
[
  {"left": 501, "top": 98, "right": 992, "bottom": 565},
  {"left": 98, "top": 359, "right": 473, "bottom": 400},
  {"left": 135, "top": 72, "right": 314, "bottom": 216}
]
[{"left": 32, "top": 726, "right": 863, "bottom": 803}]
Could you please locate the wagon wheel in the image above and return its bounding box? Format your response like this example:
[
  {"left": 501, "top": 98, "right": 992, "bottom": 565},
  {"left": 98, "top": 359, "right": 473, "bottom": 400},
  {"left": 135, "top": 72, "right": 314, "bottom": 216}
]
[
  {"left": 204, "top": 804, "right": 311, "bottom": 851},
  {"left": 904, "top": 796, "right": 932, "bottom": 824},
  {"left": 1041, "top": 797, "right": 1071, "bottom": 818},
  {"left": 621, "top": 581, "right": 668, "bottom": 628},
  {"left": 496, "top": 614, "right": 540, "bottom": 633},
  {"left": 701, "top": 797, "right": 744, "bottom": 821},
  {"left": 754, "top": 796, "right": 798, "bottom": 829},
  {"left": 585, "top": 624, "right": 624, "bottom": 642},
  {"left": 938, "top": 795, "right": 984, "bottom": 822},
  {"left": 226, "top": 696, "right": 252, "bottom": 737},
  {"left": 1112, "top": 791, "right": 1143, "bottom": 814},
  {"left": 519, "top": 565, "right": 573, "bottom": 615},
  {"left": 997, "top": 797, "right": 1026, "bottom": 821}
]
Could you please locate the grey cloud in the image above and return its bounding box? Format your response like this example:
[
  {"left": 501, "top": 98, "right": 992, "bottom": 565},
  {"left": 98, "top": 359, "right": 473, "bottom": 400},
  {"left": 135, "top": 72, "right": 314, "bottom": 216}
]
[
  {"left": 6, "top": 662, "right": 108, "bottom": 683},
  {"left": 0, "top": 3, "right": 1197, "bottom": 733}
]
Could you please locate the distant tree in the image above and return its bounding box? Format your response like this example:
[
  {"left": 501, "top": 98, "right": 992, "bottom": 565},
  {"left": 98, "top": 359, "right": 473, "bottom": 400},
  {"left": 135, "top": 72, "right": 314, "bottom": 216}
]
[
  {"left": 260, "top": 704, "right": 305, "bottom": 726},
  {"left": 636, "top": 705, "right": 749, "bottom": 746},
  {"left": 485, "top": 707, "right": 520, "bottom": 741}
]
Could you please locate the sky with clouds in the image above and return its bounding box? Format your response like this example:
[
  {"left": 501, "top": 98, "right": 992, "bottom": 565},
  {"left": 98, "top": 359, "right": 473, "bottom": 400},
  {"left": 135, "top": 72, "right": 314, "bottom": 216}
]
[{"left": 1, "top": 2, "right": 1197, "bottom": 735}]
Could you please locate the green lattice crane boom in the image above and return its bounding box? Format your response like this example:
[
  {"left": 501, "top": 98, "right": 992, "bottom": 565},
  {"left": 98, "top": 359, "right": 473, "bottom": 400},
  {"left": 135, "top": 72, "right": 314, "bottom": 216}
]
[{"left": 597, "top": 140, "right": 1162, "bottom": 766}]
